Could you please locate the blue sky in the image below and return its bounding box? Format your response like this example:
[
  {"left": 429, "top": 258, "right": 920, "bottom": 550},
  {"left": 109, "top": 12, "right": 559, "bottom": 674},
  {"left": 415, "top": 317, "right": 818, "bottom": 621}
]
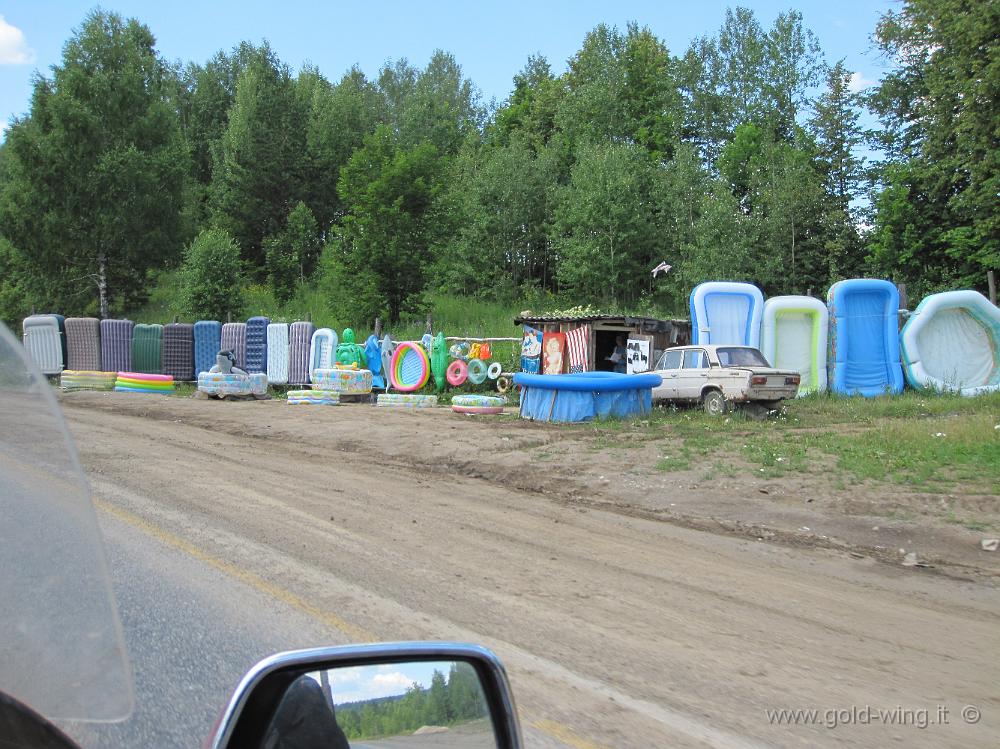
[{"left": 0, "top": 1, "right": 895, "bottom": 138}]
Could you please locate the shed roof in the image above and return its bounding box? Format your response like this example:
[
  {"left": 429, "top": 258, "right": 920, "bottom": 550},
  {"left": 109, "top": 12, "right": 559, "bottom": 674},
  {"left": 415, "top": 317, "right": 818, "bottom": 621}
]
[{"left": 513, "top": 313, "right": 688, "bottom": 334}]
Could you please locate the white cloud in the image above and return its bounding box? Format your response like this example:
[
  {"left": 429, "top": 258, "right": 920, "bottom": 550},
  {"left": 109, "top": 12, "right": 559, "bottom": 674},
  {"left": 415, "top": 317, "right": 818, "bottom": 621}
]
[
  {"left": 0, "top": 15, "right": 34, "bottom": 65},
  {"left": 847, "top": 72, "right": 875, "bottom": 93}
]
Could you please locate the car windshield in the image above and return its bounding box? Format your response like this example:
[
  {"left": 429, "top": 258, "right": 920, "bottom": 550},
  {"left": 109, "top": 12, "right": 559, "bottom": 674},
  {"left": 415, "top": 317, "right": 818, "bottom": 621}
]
[{"left": 716, "top": 347, "right": 770, "bottom": 367}]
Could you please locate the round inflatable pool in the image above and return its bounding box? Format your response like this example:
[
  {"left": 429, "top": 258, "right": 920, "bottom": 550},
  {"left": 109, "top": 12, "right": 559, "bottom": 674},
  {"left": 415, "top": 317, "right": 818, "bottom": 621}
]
[
  {"left": 513, "top": 371, "right": 662, "bottom": 422},
  {"left": 451, "top": 394, "right": 505, "bottom": 415}
]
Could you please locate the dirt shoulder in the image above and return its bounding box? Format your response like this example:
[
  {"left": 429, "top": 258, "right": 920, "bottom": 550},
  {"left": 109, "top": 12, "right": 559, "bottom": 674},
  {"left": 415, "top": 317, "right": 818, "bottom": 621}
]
[{"left": 59, "top": 391, "right": 1000, "bottom": 579}]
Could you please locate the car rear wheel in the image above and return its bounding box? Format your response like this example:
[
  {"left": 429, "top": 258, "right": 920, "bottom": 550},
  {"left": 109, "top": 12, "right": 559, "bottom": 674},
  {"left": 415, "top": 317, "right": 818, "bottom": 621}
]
[{"left": 702, "top": 389, "right": 728, "bottom": 416}]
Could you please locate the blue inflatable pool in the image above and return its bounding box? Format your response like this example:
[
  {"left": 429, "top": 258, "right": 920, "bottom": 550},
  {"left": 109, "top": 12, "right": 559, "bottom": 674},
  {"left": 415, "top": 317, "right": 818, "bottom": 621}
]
[
  {"left": 827, "top": 279, "right": 904, "bottom": 396},
  {"left": 513, "top": 371, "right": 663, "bottom": 423}
]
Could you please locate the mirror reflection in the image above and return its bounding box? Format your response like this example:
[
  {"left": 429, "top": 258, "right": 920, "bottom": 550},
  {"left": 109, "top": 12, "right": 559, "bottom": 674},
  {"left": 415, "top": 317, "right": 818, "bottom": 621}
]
[{"left": 264, "top": 660, "right": 496, "bottom": 748}]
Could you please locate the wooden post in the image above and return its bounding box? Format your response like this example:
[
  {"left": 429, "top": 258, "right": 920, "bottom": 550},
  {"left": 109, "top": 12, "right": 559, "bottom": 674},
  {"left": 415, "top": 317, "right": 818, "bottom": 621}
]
[
  {"left": 425, "top": 314, "right": 433, "bottom": 335},
  {"left": 227, "top": 311, "right": 232, "bottom": 323},
  {"left": 374, "top": 317, "right": 382, "bottom": 339},
  {"left": 305, "top": 312, "right": 312, "bottom": 322},
  {"left": 173, "top": 315, "right": 179, "bottom": 324},
  {"left": 989, "top": 270, "right": 997, "bottom": 306},
  {"left": 896, "top": 283, "right": 907, "bottom": 330}
]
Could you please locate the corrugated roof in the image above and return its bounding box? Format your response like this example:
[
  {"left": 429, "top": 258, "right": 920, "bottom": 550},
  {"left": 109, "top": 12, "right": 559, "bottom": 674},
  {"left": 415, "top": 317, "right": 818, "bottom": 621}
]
[{"left": 514, "top": 313, "right": 689, "bottom": 333}]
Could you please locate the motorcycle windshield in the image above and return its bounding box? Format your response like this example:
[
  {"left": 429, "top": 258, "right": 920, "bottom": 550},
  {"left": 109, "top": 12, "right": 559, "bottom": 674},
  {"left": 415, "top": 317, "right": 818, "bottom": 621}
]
[{"left": 0, "top": 322, "right": 132, "bottom": 722}]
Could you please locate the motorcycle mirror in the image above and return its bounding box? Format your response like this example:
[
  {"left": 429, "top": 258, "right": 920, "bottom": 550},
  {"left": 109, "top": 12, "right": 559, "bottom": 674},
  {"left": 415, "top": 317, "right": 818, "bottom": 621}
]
[{"left": 208, "top": 642, "right": 523, "bottom": 749}]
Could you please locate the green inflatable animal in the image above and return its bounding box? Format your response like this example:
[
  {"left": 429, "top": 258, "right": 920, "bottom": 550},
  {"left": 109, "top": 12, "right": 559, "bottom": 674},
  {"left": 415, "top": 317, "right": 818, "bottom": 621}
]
[
  {"left": 431, "top": 332, "right": 448, "bottom": 392},
  {"left": 336, "top": 328, "right": 367, "bottom": 368}
]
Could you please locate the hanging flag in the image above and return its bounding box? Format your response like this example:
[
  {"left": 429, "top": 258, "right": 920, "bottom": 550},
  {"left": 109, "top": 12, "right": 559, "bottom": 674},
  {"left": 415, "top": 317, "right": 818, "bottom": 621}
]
[{"left": 566, "top": 325, "right": 590, "bottom": 373}]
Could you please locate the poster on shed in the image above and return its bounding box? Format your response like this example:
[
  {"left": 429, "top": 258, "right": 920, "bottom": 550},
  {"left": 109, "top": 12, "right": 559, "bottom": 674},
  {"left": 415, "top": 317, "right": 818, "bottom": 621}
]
[{"left": 626, "top": 339, "right": 650, "bottom": 374}]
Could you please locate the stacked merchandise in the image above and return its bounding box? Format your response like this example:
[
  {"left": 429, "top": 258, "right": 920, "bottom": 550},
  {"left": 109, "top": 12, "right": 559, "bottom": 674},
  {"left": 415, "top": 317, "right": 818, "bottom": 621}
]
[
  {"left": 114, "top": 372, "right": 175, "bottom": 394},
  {"left": 197, "top": 372, "right": 268, "bottom": 398},
  {"left": 286, "top": 390, "right": 340, "bottom": 405},
  {"left": 60, "top": 371, "right": 117, "bottom": 391},
  {"left": 310, "top": 368, "right": 373, "bottom": 395}
]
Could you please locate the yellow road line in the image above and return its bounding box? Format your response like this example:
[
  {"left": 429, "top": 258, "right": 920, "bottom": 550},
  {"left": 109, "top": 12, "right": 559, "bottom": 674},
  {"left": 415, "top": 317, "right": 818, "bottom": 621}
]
[
  {"left": 531, "top": 719, "right": 613, "bottom": 749},
  {"left": 95, "top": 497, "right": 605, "bottom": 749},
  {"left": 94, "top": 497, "right": 377, "bottom": 643}
]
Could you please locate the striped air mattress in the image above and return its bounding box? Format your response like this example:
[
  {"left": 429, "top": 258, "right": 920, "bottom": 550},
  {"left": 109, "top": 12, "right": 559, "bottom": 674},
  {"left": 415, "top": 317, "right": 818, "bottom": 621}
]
[
  {"left": 287, "top": 389, "right": 340, "bottom": 405},
  {"left": 288, "top": 321, "right": 315, "bottom": 385},
  {"left": 376, "top": 393, "right": 438, "bottom": 408},
  {"left": 220, "top": 322, "right": 247, "bottom": 370},
  {"left": 100, "top": 319, "right": 133, "bottom": 373},
  {"left": 162, "top": 323, "right": 195, "bottom": 381},
  {"left": 245, "top": 316, "right": 270, "bottom": 374},
  {"left": 266, "top": 323, "right": 290, "bottom": 385},
  {"left": 22, "top": 315, "right": 64, "bottom": 375},
  {"left": 310, "top": 368, "right": 373, "bottom": 394},
  {"left": 132, "top": 324, "right": 164, "bottom": 374},
  {"left": 64, "top": 317, "right": 102, "bottom": 372},
  {"left": 61, "top": 370, "right": 117, "bottom": 391},
  {"left": 197, "top": 372, "right": 268, "bottom": 397},
  {"left": 194, "top": 321, "right": 222, "bottom": 377}
]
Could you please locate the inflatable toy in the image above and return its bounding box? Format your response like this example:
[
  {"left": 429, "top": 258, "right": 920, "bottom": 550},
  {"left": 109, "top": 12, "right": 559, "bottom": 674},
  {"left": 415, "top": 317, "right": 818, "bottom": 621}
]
[
  {"left": 690, "top": 282, "right": 764, "bottom": 347},
  {"left": 760, "top": 296, "right": 829, "bottom": 396},
  {"left": 479, "top": 343, "right": 492, "bottom": 360},
  {"left": 376, "top": 393, "right": 438, "bottom": 408},
  {"left": 828, "top": 279, "right": 904, "bottom": 396},
  {"left": 390, "top": 342, "right": 430, "bottom": 392},
  {"left": 309, "top": 328, "right": 337, "bottom": 375},
  {"left": 114, "top": 371, "right": 174, "bottom": 394},
  {"left": 266, "top": 323, "right": 290, "bottom": 385},
  {"left": 244, "top": 316, "right": 270, "bottom": 374},
  {"left": 451, "top": 394, "right": 505, "bottom": 415},
  {"left": 421, "top": 333, "right": 433, "bottom": 351},
  {"left": 197, "top": 371, "right": 268, "bottom": 397},
  {"left": 65, "top": 317, "right": 102, "bottom": 372},
  {"left": 380, "top": 334, "right": 394, "bottom": 388},
  {"left": 335, "top": 328, "right": 367, "bottom": 369},
  {"left": 487, "top": 362, "right": 502, "bottom": 380},
  {"left": 467, "top": 358, "right": 488, "bottom": 385},
  {"left": 900, "top": 290, "right": 1000, "bottom": 396},
  {"left": 365, "top": 334, "right": 385, "bottom": 389},
  {"left": 431, "top": 332, "right": 448, "bottom": 392},
  {"left": 449, "top": 341, "right": 470, "bottom": 360},
  {"left": 100, "top": 319, "right": 134, "bottom": 374},
  {"left": 310, "top": 367, "right": 373, "bottom": 394},
  {"left": 287, "top": 389, "right": 340, "bottom": 405},
  {"left": 496, "top": 375, "right": 511, "bottom": 394},
  {"left": 446, "top": 359, "right": 468, "bottom": 387},
  {"left": 60, "top": 370, "right": 116, "bottom": 391},
  {"left": 514, "top": 371, "right": 661, "bottom": 422}
]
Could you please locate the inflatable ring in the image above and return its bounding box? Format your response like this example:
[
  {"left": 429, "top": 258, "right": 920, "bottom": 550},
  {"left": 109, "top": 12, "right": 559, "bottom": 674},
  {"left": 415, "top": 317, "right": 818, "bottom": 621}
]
[
  {"left": 496, "top": 375, "right": 511, "bottom": 394},
  {"left": 467, "top": 358, "right": 487, "bottom": 385},
  {"left": 486, "top": 362, "right": 502, "bottom": 380},
  {"left": 390, "top": 342, "right": 430, "bottom": 392},
  {"left": 446, "top": 359, "right": 468, "bottom": 387},
  {"left": 448, "top": 341, "right": 470, "bottom": 360}
]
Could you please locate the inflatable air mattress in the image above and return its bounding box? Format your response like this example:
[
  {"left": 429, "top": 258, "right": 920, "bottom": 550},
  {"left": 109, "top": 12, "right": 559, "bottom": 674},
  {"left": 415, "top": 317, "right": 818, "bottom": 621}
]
[
  {"left": 266, "top": 323, "right": 290, "bottom": 385},
  {"left": 162, "top": 322, "right": 195, "bottom": 381},
  {"left": 22, "top": 315, "right": 65, "bottom": 375},
  {"left": 310, "top": 368, "right": 373, "bottom": 394},
  {"left": 60, "top": 370, "right": 116, "bottom": 391},
  {"left": 900, "top": 290, "right": 1000, "bottom": 396},
  {"left": 451, "top": 394, "right": 505, "bottom": 415},
  {"left": 288, "top": 321, "right": 315, "bottom": 385},
  {"left": 376, "top": 393, "right": 438, "bottom": 408},
  {"left": 194, "top": 321, "right": 222, "bottom": 377},
  {"left": 287, "top": 389, "right": 340, "bottom": 405},
  {"left": 760, "top": 296, "right": 829, "bottom": 396},
  {"left": 827, "top": 279, "right": 904, "bottom": 396},
  {"left": 309, "top": 328, "right": 337, "bottom": 378},
  {"left": 220, "top": 322, "right": 247, "bottom": 370},
  {"left": 245, "top": 316, "right": 270, "bottom": 374},
  {"left": 64, "top": 317, "right": 102, "bottom": 372},
  {"left": 131, "top": 324, "right": 163, "bottom": 374},
  {"left": 690, "top": 282, "right": 764, "bottom": 347},
  {"left": 100, "top": 319, "right": 133, "bottom": 373}
]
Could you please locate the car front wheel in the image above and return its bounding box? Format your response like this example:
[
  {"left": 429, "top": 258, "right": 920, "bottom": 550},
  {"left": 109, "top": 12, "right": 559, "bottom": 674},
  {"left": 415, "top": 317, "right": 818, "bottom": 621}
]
[{"left": 702, "top": 390, "right": 728, "bottom": 416}]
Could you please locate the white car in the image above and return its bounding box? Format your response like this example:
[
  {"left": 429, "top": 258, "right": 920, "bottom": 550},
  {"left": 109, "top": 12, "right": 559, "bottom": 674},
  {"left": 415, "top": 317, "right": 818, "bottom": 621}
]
[{"left": 651, "top": 345, "right": 800, "bottom": 416}]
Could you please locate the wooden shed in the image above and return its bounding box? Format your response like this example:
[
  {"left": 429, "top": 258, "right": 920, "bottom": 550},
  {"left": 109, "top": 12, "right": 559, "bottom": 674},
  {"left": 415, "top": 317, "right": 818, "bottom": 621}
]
[{"left": 513, "top": 313, "right": 691, "bottom": 372}]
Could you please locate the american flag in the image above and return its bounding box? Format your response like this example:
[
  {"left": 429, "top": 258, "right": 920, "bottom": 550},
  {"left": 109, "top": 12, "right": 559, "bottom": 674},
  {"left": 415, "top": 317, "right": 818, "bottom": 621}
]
[{"left": 566, "top": 325, "right": 590, "bottom": 373}]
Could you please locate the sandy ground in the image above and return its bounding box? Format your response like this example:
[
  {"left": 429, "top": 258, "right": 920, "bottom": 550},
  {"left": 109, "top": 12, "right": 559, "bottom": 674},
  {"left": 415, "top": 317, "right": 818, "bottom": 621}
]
[{"left": 60, "top": 392, "right": 999, "bottom": 748}]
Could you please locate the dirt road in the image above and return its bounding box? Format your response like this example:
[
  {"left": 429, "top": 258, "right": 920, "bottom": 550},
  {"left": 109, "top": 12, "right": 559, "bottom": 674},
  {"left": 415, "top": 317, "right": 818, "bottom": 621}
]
[{"left": 61, "top": 392, "right": 999, "bottom": 748}]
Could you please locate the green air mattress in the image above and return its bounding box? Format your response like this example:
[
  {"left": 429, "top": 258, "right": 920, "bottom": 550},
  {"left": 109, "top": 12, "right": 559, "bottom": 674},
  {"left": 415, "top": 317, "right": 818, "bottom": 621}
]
[{"left": 131, "top": 324, "right": 164, "bottom": 374}]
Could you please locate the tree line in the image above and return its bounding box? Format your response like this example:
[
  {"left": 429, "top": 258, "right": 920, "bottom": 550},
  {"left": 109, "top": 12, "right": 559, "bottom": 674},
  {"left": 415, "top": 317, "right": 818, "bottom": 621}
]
[{"left": 0, "top": 0, "right": 996, "bottom": 327}]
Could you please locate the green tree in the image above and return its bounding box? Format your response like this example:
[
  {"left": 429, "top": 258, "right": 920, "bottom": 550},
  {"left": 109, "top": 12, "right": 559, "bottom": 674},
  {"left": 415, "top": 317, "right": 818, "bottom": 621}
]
[
  {"left": 0, "top": 10, "right": 188, "bottom": 318},
  {"left": 211, "top": 43, "right": 306, "bottom": 269},
  {"left": 180, "top": 228, "right": 244, "bottom": 320},
  {"left": 264, "top": 201, "right": 320, "bottom": 303},
  {"left": 336, "top": 125, "right": 444, "bottom": 323},
  {"left": 868, "top": 0, "right": 999, "bottom": 293}
]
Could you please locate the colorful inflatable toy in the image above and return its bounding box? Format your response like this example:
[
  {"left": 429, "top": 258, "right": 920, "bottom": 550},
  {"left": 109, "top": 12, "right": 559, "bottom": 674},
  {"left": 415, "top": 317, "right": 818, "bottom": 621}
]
[
  {"left": 390, "top": 342, "right": 430, "bottom": 392},
  {"left": 311, "top": 367, "right": 373, "bottom": 394},
  {"left": 451, "top": 394, "right": 505, "bottom": 415},
  {"left": 446, "top": 359, "right": 468, "bottom": 387},
  {"left": 335, "top": 328, "right": 367, "bottom": 369},
  {"left": 487, "top": 362, "right": 502, "bottom": 380},
  {"left": 287, "top": 389, "right": 340, "bottom": 405},
  {"left": 466, "top": 358, "right": 487, "bottom": 385},
  {"left": 431, "top": 332, "right": 449, "bottom": 392},
  {"left": 376, "top": 393, "right": 438, "bottom": 408}
]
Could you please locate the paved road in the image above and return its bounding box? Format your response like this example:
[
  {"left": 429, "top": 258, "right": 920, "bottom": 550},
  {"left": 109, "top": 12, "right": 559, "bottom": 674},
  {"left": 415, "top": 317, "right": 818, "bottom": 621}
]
[{"left": 56, "top": 395, "right": 1000, "bottom": 748}]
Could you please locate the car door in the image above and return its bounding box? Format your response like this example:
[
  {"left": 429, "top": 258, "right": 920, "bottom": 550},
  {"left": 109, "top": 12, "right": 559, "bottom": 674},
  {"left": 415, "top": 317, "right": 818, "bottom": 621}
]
[
  {"left": 652, "top": 349, "right": 683, "bottom": 399},
  {"left": 677, "top": 348, "right": 710, "bottom": 399}
]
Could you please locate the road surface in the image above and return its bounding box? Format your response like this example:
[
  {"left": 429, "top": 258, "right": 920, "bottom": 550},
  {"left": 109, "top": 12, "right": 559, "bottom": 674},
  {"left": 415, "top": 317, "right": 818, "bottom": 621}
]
[{"left": 56, "top": 394, "right": 999, "bottom": 748}]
